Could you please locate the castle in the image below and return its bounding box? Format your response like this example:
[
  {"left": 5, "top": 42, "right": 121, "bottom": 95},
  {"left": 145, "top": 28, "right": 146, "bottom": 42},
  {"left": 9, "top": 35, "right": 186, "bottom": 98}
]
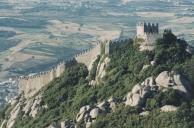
[
  {"left": 136, "top": 22, "right": 160, "bottom": 51},
  {"left": 17, "top": 22, "right": 160, "bottom": 98}
]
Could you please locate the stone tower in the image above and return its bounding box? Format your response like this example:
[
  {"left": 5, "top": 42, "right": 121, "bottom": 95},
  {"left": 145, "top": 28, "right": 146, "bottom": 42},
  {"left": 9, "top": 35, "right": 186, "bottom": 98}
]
[
  {"left": 136, "top": 22, "right": 160, "bottom": 51},
  {"left": 137, "top": 22, "right": 159, "bottom": 37}
]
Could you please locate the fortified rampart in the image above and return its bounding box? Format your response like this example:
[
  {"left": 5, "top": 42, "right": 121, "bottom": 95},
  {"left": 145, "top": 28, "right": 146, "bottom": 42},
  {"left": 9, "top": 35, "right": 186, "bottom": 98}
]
[
  {"left": 17, "top": 41, "right": 111, "bottom": 98},
  {"left": 18, "top": 61, "right": 66, "bottom": 98},
  {"left": 75, "top": 42, "right": 102, "bottom": 70}
]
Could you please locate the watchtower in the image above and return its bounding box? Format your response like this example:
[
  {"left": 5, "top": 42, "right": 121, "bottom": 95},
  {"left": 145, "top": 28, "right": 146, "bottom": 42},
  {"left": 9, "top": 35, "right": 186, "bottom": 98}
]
[
  {"left": 137, "top": 22, "right": 159, "bottom": 37},
  {"left": 136, "top": 22, "right": 160, "bottom": 51}
]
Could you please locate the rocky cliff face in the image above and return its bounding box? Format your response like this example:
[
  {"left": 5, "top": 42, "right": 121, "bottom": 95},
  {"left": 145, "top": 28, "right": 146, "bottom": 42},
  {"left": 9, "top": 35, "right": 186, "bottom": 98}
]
[
  {"left": 89, "top": 55, "right": 110, "bottom": 86},
  {"left": 95, "top": 57, "right": 110, "bottom": 82},
  {"left": 3, "top": 93, "right": 44, "bottom": 128}
]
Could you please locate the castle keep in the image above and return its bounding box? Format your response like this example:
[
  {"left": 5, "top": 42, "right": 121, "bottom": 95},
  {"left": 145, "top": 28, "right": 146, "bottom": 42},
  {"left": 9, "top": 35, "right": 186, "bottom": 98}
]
[
  {"left": 137, "top": 22, "right": 159, "bottom": 36},
  {"left": 136, "top": 22, "right": 160, "bottom": 51}
]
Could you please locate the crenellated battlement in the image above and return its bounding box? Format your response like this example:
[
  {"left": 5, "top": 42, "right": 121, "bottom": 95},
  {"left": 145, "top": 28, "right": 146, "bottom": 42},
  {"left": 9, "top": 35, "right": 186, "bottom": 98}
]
[
  {"left": 136, "top": 22, "right": 160, "bottom": 51},
  {"left": 17, "top": 40, "right": 112, "bottom": 98},
  {"left": 17, "top": 61, "right": 66, "bottom": 80},
  {"left": 137, "top": 22, "right": 159, "bottom": 37}
]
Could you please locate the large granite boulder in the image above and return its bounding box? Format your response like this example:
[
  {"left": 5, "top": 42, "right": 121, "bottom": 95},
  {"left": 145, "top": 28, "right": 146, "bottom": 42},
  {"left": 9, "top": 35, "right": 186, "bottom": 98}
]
[
  {"left": 89, "top": 108, "right": 100, "bottom": 119},
  {"left": 132, "top": 84, "right": 141, "bottom": 94},
  {"left": 156, "top": 71, "right": 190, "bottom": 97},
  {"left": 155, "top": 71, "right": 172, "bottom": 88},
  {"left": 86, "top": 122, "right": 92, "bottom": 128},
  {"left": 125, "top": 77, "right": 154, "bottom": 107},
  {"left": 76, "top": 105, "right": 91, "bottom": 122},
  {"left": 125, "top": 92, "right": 141, "bottom": 106}
]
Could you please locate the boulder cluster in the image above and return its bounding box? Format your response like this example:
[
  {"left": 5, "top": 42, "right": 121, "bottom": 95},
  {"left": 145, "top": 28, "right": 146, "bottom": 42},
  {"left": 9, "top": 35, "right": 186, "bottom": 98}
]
[
  {"left": 76, "top": 97, "right": 119, "bottom": 128},
  {"left": 125, "top": 71, "right": 191, "bottom": 107},
  {"left": 77, "top": 71, "right": 191, "bottom": 127}
]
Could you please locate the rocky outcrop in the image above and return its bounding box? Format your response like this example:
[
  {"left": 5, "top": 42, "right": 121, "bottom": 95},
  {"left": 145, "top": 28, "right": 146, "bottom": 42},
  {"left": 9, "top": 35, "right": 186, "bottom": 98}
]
[
  {"left": 156, "top": 71, "right": 173, "bottom": 88},
  {"left": 160, "top": 105, "right": 177, "bottom": 112},
  {"left": 139, "top": 111, "right": 150, "bottom": 116},
  {"left": 125, "top": 71, "right": 191, "bottom": 107},
  {"left": 156, "top": 71, "right": 191, "bottom": 97},
  {"left": 90, "top": 107, "right": 100, "bottom": 119},
  {"left": 125, "top": 77, "right": 155, "bottom": 106},
  {"left": 6, "top": 102, "right": 21, "bottom": 128},
  {"left": 76, "top": 105, "right": 91, "bottom": 123},
  {"left": 22, "top": 94, "right": 43, "bottom": 118},
  {"left": 96, "top": 57, "right": 110, "bottom": 80},
  {"left": 77, "top": 70, "right": 190, "bottom": 127},
  {"left": 4, "top": 93, "right": 44, "bottom": 128},
  {"left": 6, "top": 96, "right": 24, "bottom": 128},
  {"left": 76, "top": 97, "right": 119, "bottom": 128},
  {"left": 90, "top": 56, "right": 110, "bottom": 85},
  {"left": 125, "top": 92, "right": 141, "bottom": 106},
  {"left": 29, "top": 94, "right": 43, "bottom": 117}
]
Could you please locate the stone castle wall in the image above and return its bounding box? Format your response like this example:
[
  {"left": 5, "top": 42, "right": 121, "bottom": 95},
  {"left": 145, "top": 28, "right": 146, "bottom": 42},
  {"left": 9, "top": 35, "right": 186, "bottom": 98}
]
[
  {"left": 18, "top": 61, "right": 66, "bottom": 98},
  {"left": 141, "top": 33, "right": 160, "bottom": 46},
  {"left": 17, "top": 41, "right": 107, "bottom": 98},
  {"left": 75, "top": 42, "right": 102, "bottom": 70}
]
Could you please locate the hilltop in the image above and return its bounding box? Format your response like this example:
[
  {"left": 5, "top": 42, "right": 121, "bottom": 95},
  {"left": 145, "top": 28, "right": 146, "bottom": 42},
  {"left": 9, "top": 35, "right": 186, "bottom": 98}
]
[{"left": 0, "top": 30, "right": 194, "bottom": 128}]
